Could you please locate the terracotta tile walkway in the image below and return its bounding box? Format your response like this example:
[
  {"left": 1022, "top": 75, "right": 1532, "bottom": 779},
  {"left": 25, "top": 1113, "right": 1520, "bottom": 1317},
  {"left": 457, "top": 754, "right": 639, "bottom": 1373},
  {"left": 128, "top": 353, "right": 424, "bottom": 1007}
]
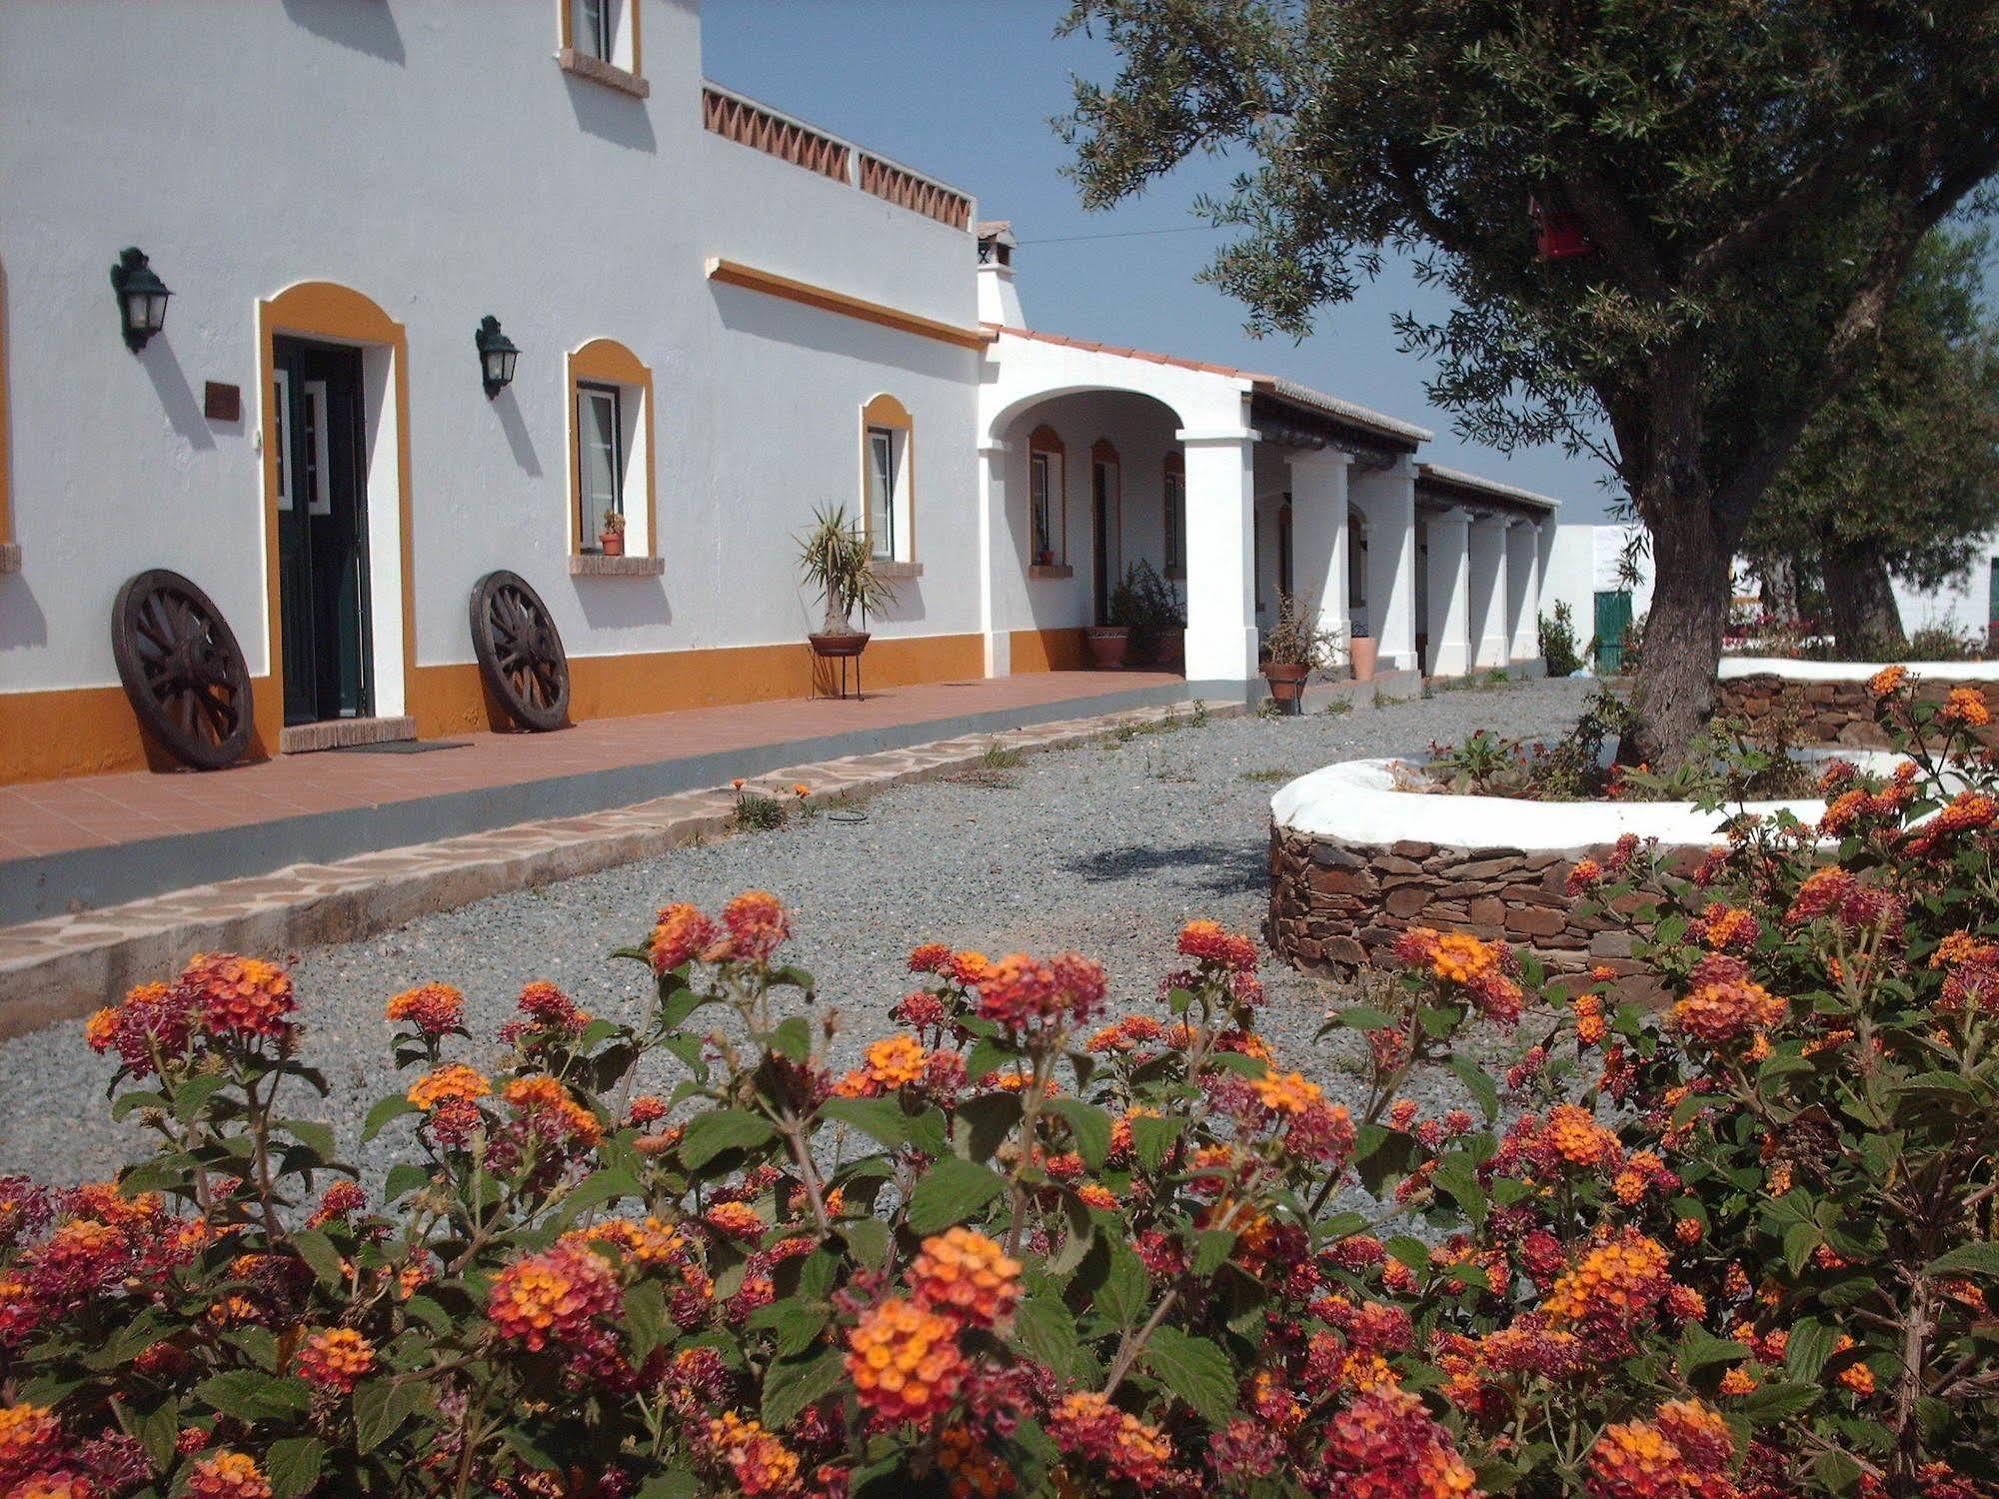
[{"left": 0, "top": 671, "right": 1181, "bottom": 862}]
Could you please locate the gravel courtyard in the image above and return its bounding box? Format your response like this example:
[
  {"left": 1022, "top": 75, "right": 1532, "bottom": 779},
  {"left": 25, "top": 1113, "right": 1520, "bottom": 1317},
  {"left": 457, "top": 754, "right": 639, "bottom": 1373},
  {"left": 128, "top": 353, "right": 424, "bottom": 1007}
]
[{"left": 0, "top": 675, "right": 1594, "bottom": 1185}]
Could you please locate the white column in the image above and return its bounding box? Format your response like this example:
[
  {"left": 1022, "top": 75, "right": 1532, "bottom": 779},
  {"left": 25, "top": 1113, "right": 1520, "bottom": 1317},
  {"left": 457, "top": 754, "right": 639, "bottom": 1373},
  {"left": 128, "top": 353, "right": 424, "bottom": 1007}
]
[
  {"left": 1507, "top": 517, "right": 1541, "bottom": 662},
  {"left": 977, "top": 441, "right": 1010, "bottom": 677},
  {"left": 1179, "top": 428, "right": 1260, "bottom": 684},
  {"left": 1349, "top": 457, "right": 1418, "bottom": 670},
  {"left": 1468, "top": 512, "right": 1509, "bottom": 669},
  {"left": 1287, "top": 450, "right": 1352, "bottom": 663},
  {"left": 1424, "top": 507, "right": 1472, "bottom": 677}
]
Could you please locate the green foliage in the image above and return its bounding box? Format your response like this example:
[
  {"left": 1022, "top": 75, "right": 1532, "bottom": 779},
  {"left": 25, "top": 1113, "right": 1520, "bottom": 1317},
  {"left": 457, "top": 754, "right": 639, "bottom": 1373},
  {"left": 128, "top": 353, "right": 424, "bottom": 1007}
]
[
  {"left": 732, "top": 786, "right": 788, "bottom": 832},
  {"left": 1539, "top": 600, "right": 1585, "bottom": 678},
  {"left": 1260, "top": 591, "right": 1342, "bottom": 669},
  {"left": 795, "top": 504, "right": 894, "bottom": 634}
]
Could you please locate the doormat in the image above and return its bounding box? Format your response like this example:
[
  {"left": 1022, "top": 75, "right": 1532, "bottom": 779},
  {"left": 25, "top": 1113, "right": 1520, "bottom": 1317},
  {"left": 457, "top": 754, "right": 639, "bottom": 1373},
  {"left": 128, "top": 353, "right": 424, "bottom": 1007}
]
[{"left": 331, "top": 739, "right": 472, "bottom": 755}]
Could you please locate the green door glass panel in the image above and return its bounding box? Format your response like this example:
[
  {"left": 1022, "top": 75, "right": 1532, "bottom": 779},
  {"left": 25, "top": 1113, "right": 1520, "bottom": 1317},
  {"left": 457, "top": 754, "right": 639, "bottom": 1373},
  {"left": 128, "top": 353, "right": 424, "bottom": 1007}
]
[
  {"left": 274, "top": 338, "right": 373, "bottom": 726},
  {"left": 1594, "top": 590, "right": 1633, "bottom": 675}
]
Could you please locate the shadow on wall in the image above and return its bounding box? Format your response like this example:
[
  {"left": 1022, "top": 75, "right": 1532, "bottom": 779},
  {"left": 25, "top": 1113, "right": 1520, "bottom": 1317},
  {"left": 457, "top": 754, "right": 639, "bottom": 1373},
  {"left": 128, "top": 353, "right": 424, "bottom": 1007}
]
[
  {"left": 142, "top": 336, "right": 216, "bottom": 453},
  {"left": 575, "top": 579, "right": 672, "bottom": 632},
  {"left": 709, "top": 284, "right": 975, "bottom": 384},
  {"left": 0, "top": 576, "right": 49, "bottom": 653},
  {"left": 564, "top": 76, "right": 657, "bottom": 153},
  {"left": 492, "top": 389, "right": 542, "bottom": 477},
  {"left": 280, "top": 0, "right": 406, "bottom": 63},
  {"left": 873, "top": 579, "right": 928, "bottom": 625}
]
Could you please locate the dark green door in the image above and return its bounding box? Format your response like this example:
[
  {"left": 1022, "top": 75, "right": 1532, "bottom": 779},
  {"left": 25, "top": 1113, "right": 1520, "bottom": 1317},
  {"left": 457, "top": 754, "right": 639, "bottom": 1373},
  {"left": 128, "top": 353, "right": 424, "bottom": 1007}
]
[
  {"left": 274, "top": 339, "right": 372, "bottom": 725},
  {"left": 1594, "top": 589, "right": 1633, "bottom": 675}
]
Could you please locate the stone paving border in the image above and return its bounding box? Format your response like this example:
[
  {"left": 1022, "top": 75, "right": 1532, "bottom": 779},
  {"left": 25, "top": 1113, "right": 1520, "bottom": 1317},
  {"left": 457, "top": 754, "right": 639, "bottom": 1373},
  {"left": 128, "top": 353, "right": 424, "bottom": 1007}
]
[{"left": 0, "top": 699, "right": 1241, "bottom": 1039}]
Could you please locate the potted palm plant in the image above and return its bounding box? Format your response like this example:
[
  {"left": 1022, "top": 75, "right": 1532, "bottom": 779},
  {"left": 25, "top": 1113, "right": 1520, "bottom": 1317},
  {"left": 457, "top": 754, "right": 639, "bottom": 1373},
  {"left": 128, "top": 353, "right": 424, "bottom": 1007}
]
[
  {"left": 1261, "top": 592, "right": 1342, "bottom": 712},
  {"left": 797, "top": 505, "right": 892, "bottom": 661}
]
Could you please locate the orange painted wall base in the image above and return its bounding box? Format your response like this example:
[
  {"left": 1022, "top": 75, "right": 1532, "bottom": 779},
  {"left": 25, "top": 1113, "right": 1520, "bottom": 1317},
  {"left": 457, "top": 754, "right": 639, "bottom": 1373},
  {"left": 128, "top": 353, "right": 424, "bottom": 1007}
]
[
  {"left": 1008, "top": 628, "right": 1090, "bottom": 673},
  {"left": 0, "top": 633, "right": 989, "bottom": 786}
]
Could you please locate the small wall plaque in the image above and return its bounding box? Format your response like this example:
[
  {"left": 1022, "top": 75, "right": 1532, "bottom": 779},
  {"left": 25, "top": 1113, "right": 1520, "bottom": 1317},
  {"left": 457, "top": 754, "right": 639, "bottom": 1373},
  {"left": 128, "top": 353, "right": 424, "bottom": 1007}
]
[{"left": 203, "top": 381, "right": 242, "bottom": 422}]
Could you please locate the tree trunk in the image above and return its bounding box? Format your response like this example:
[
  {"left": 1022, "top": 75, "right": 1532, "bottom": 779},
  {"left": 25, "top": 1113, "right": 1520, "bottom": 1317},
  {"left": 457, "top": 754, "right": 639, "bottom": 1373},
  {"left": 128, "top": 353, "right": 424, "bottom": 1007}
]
[
  {"left": 1761, "top": 554, "right": 1801, "bottom": 625},
  {"left": 1623, "top": 510, "right": 1731, "bottom": 769},
  {"left": 1822, "top": 544, "right": 1906, "bottom": 656}
]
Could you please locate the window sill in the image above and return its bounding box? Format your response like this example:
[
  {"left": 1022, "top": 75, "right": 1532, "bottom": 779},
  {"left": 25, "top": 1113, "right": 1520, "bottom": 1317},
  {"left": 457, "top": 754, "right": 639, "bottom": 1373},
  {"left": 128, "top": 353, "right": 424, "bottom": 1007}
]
[
  {"left": 556, "top": 48, "right": 650, "bottom": 98},
  {"left": 570, "top": 553, "right": 664, "bottom": 577},
  {"left": 873, "top": 561, "right": 924, "bottom": 581},
  {"left": 1029, "top": 564, "right": 1073, "bottom": 580},
  {"left": 0, "top": 542, "right": 18, "bottom": 575}
]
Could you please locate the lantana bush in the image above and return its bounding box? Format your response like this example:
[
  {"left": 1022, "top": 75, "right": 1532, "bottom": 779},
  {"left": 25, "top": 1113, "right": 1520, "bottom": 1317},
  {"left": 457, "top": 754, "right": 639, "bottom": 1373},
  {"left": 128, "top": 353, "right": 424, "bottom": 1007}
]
[{"left": 1, "top": 674, "right": 1996, "bottom": 1495}]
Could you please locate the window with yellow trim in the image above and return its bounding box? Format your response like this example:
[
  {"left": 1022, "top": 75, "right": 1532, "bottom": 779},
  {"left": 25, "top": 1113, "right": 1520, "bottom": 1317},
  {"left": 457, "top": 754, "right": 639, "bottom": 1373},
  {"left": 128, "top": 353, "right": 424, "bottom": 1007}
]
[
  {"left": 1028, "top": 425, "right": 1066, "bottom": 568},
  {"left": 566, "top": 340, "right": 654, "bottom": 556},
  {"left": 558, "top": 0, "right": 643, "bottom": 90},
  {"left": 860, "top": 394, "right": 913, "bottom": 563}
]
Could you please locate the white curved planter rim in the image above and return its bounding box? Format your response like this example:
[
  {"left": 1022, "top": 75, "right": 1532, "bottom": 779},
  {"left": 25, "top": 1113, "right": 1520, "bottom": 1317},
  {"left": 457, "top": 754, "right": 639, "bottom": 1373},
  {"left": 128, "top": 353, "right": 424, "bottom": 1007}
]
[
  {"left": 1270, "top": 753, "right": 1905, "bottom": 853},
  {"left": 1720, "top": 657, "right": 1994, "bottom": 683}
]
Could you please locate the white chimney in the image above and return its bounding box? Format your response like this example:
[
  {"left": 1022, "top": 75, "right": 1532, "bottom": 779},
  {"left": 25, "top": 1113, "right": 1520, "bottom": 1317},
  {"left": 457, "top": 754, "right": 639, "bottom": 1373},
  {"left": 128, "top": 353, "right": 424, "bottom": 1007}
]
[{"left": 976, "top": 220, "right": 1023, "bottom": 326}]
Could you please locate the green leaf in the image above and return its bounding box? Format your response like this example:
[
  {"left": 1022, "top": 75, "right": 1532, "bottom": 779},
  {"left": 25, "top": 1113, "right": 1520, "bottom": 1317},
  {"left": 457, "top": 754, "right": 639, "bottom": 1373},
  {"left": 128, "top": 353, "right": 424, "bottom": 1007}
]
[
  {"left": 1446, "top": 1054, "right": 1501, "bottom": 1122},
  {"left": 956, "top": 1092, "right": 1025, "bottom": 1164},
  {"left": 818, "top": 1097, "right": 910, "bottom": 1149},
  {"left": 679, "top": 1108, "right": 777, "bottom": 1169},
  {"left": 1192, "top": 1228, "right": 1236, "bottom": 1277},
  {"left": 1786, "top": 1317, "right": 1838, "bottom": 1384},
  {"left": 1677, "top": 1325, "right": 1751, "bottom": 1375},
  {"left": 280, "top": 1117, "right": 337, "bottom": 1161},
  {"left": 1431, "top": 1161, "right": 1487, "bottom": 1228},
  {"left": 1045, "top": 1099, "right": 1112, "bottom": 1171},
  {"left": 362, "top": 1094, "right": 420, "bottom": 1143},
  {"left": 1015, "top": 1296, "right": 1081, "bottom": 1378},
  {"left": 1386, "top": 1236, "right": 1431, "bottom": 1275},
  {"left": 173, "top": 1073, "right": 230, "bottom": 1123},
  {"left": 1813, "top": 1450, "right": 1865, "bottom": 1497},
  {"left": 1097, "top": 1241, "right": 1150, "bottom": 1329},
  {"left": 194, "top": 1371, "right": 310, "bottom": 1424},
  {"left": 1334, "top": 1006, "right": 1396, "bottom": 1031},
  {"left": 556, "top": 1167, "right": 641, "bottom": 1222},
  {"left": 352, "top": 1377, "right": 427, "bottom": 1455},
  {"left": 906, "top": 1158, "right": 1007, "bottom": 1234},
  {"left": 762, "top": 1348, "right": 846, "bottom": 1429},
  {"left": 636, "top": 1473, "right": 704, "bottom": 1499},
  {"left": 266, "top": 1436, "right": 327, "bottom": 1499},
  {"left": 1926, "top": 1242, "right": 1999, "bottom": 1278},
  {"left": 1129, "top": 1114, "right": 1185, "bottom": 1172},
  {"left": 746, "top": 1300, "right": 832, "bottom": 1359},
  {"left": 289, "top": 1227, "right": 347, "bottom": 1292},
  {"left": 383, "top": 1162, "right": 432, "bottom": 1202},
  {"left": 840, "top": 1217, "right": 892, "bottom": 1268},
  {"left": 770, "top": 1016, "right": 812, "bottom": 1063},
  {"left": 1140, "top": 1326, "right": 1236, "bottom": 1425}
]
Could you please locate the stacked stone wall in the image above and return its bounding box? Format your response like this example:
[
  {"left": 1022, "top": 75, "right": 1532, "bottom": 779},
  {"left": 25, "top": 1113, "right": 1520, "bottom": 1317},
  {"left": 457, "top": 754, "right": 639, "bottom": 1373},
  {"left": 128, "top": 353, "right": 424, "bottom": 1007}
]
[
  {"left": 1266, "top": 826, "right": 1700, "bottom": 982},
  {"left": 1717, "top": 673, "right": 1999, "bottom": 749}
]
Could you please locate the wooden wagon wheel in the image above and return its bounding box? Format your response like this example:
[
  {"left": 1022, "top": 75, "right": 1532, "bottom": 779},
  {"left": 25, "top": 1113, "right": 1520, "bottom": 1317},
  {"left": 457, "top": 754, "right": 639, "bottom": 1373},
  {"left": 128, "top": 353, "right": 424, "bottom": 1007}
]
[
  {"left": 469, "top": 570, "right": 570, "bottom": 732},
  {"left": 111, "top": 569, "right": 255, "bottom": 770}
]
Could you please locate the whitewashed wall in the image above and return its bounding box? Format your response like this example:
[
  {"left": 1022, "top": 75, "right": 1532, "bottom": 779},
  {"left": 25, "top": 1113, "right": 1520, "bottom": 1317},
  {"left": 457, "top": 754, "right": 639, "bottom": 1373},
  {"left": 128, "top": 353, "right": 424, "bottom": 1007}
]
[{"left": 0, "top": 0, "right": 984, "bottom": 699}]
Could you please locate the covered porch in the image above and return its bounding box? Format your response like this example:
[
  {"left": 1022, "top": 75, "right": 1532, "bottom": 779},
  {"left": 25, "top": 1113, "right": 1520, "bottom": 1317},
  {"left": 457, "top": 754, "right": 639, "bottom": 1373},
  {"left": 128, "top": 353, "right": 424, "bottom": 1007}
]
[
  {"left": 977, "top": 327, "right": 1433, "bottom": 694},
  {"left": 1412, "top": 465, "right": 1559, "bottom": 679}
]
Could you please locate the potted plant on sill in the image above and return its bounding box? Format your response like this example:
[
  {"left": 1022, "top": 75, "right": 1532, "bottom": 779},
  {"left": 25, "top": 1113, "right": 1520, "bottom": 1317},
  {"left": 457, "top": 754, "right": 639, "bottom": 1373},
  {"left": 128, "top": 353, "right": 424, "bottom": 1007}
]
[
  {"left": 797, "top": 504, "right": 892, "bottom": 661},
  {"left": 599, "top": 509, "right": 626, "bottom": 558},
  {"left": 1261, "top": 592, "right": 1342, "bottom": 712}
]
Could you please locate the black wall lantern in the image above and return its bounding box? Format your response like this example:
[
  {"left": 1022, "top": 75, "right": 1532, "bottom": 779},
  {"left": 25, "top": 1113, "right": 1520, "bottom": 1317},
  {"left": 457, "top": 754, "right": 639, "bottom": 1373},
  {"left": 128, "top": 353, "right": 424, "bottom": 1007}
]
[
  {"left": 109, "top": 247, "right": 172, "bottom": 352},
  {"left": 475, "top": 315, "right": 520, "bottom": 398}
]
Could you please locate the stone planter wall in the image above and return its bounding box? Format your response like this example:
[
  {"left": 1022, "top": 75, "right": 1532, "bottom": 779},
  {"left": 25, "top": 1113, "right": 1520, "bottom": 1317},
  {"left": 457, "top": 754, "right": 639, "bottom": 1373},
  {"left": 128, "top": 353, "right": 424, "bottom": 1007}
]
[
  {"left": 1717, "top": 669, "right": 1999, "bottom": 750},
  {"left": 1266, "top": 826, "right": 1693, "bottom": 983}
]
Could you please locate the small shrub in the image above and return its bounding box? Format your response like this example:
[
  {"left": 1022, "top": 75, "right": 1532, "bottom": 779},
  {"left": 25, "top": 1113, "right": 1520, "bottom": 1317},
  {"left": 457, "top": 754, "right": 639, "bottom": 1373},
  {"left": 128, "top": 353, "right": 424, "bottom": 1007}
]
[
  {"left": 1239, "top": 767, "right": 1302, "bottom": 784},
  {"left": 731, "top": 779, "right": 788, "bottom": 831},
  {"left": 1539, "top": 599, "right": 1585, "bottom": 676},
  {"left": 981, "top": 740, "right": 1025, "bottom": 770}
]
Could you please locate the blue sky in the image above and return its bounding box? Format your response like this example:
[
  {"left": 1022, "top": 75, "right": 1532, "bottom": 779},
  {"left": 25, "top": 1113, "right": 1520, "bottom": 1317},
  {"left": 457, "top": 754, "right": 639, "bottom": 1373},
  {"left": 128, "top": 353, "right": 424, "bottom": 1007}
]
[{"left": 702, "top": 0, "right": 1622, "bottom": 519}]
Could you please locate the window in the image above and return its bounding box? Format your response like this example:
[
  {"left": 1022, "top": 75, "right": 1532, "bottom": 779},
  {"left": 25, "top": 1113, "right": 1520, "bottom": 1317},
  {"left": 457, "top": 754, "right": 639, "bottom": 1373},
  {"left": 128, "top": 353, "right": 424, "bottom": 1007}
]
[
  {"left": 565, "top": 339, "right": 654, "bottom": 560},
  {"left": 1027, "top": 425, "right": 1066, "bottom": 569},
  {"left": 1163, "top": 455, "right": 1185, "bottom": 577},
  {"left": 576, "top": 382, "right": 623, "bottom": 545},
  {"left": 576, "top": 0, "right": 613, "bottom": 60},
  {"left": 859, "top": 395, "right": 913, "bottom": 564}
]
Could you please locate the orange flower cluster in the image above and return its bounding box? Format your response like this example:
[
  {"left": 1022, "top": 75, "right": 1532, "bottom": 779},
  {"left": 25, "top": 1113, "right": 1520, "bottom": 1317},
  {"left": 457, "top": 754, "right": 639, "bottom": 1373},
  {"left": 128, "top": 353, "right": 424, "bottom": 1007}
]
[
  {"left": 1941, "top": 685, "right": 1992, "bottom": 727},
  {"left": 1252, "top": 1070, "right": 1326, "bottom": 1116},
  {"left": 1320, "top": 1387, "right": 1480, "bottom": 1497},
  {"left": 501, "top": 1074, "right": 603, "bottom": 1148},
  {"left": 861, "top": 1034, "right": 928, "bottom": 1090},
  {"left": 563, "top": 1215, "right": 685, "bottom": 1268},
  {"left": 86, "top": 954, "right": 298, "bottom": 1075},
  {"left": 1572, "top": 992, "right": 1608, "bottom": 1046},
  {"left": 1393, "top": 928, "right": 1523, "bottom": 1025},
  {"left": 295, "top": 1327, "right": 375, "bottom": 1394},
  {"left": 185, "top": 1451, "right": 272, "bottom": 1499},
  {"left": 704, "top": 1412, "right": 801, "bottom": 1497},
  {"left": 844, "top": 1296, "right": 966, "bottom": 1425},
  {"left": 1088, "top": 1015, "right": 1166, "bottom": 1055},
  {"left": 974, "top": 952, "right": 1108, "bottom": 1032},
  {"left": 704, "top": 1201, "right": 766, "bottom": 1239},
  {"left": 383, "top": 982, "right": 463, "bottom": 1036},
  {"left": 908, "top": 1226, "right": 1021, "bottom": 1329},
  {"left": 937, "top": 1425, "right": 1015, "bottom": 1498},
  {"left": 1538, "top": 1104, "right": 1623, "bottom": 1171},
  {"left": 1902, "top": 790, "right": 1998, "bottom": 859},
  {"left": 1669, "top": 962, "right": 1785, "bottom": 1047},
  {"left": 406, "top": 1062, "right": 490, "bottom": 1112},
  {"left": 486, "top": 1242, "right": 620, "bottom": 1351},
  {"left": 1869, "top": 664, "right": 1908, "bottom": 697},
  {"left": 1585, "top": 1399, "right": 1732, "bottom": 1498},
  {"left": 649, "top": 902, "right": 719, "bottom": 972},
  {"left": 1565, "top": 858, "right": 1603, "bottom": 895},
  {"left": 1177, "top": 919, "right": 1258, "bottom": 973},
  {"left": 719, "top": 890, "right": 790, "bottom": 962},
  {"left": 1689, "top": 903, "right": 1759, "bottom": 953},
  {"left": 1046, "top": 1391, "right": 1174, "bottom": 1488},
  {"left": 182, "top": 953, "right": 296, "bottom": 1040},
  {"left": 0, "top": 1404, "right": 61, "bottom": 1485},
  {"left": 1543, "top": 1230, "right": 1676, "bottom": 1355}
]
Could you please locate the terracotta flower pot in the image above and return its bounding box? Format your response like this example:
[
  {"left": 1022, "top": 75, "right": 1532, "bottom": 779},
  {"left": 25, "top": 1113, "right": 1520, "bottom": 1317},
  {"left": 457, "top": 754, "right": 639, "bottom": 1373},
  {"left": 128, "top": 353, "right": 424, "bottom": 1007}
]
[
  {"left": 1350, "top": 635, "right": 1378, "bottom": 682},
  {"left": 807, "top": 631, "right": 870, "bottom": 659},
  {"left": 1262, "top": 661, "right": 1310, "bottom": 712},
  {"left": 600, "top": 532, "right": 625, "bottom": 557},
  {"left": 1084, "top": 627, "right": 1130, "bottom": 669}
]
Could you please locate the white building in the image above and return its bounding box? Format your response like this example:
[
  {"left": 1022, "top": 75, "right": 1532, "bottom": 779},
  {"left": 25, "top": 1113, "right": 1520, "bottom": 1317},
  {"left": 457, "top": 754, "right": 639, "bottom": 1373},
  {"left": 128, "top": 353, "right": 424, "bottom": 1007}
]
[{"left": 0, "top": 0, "right": 1567, "bottom": 787}]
